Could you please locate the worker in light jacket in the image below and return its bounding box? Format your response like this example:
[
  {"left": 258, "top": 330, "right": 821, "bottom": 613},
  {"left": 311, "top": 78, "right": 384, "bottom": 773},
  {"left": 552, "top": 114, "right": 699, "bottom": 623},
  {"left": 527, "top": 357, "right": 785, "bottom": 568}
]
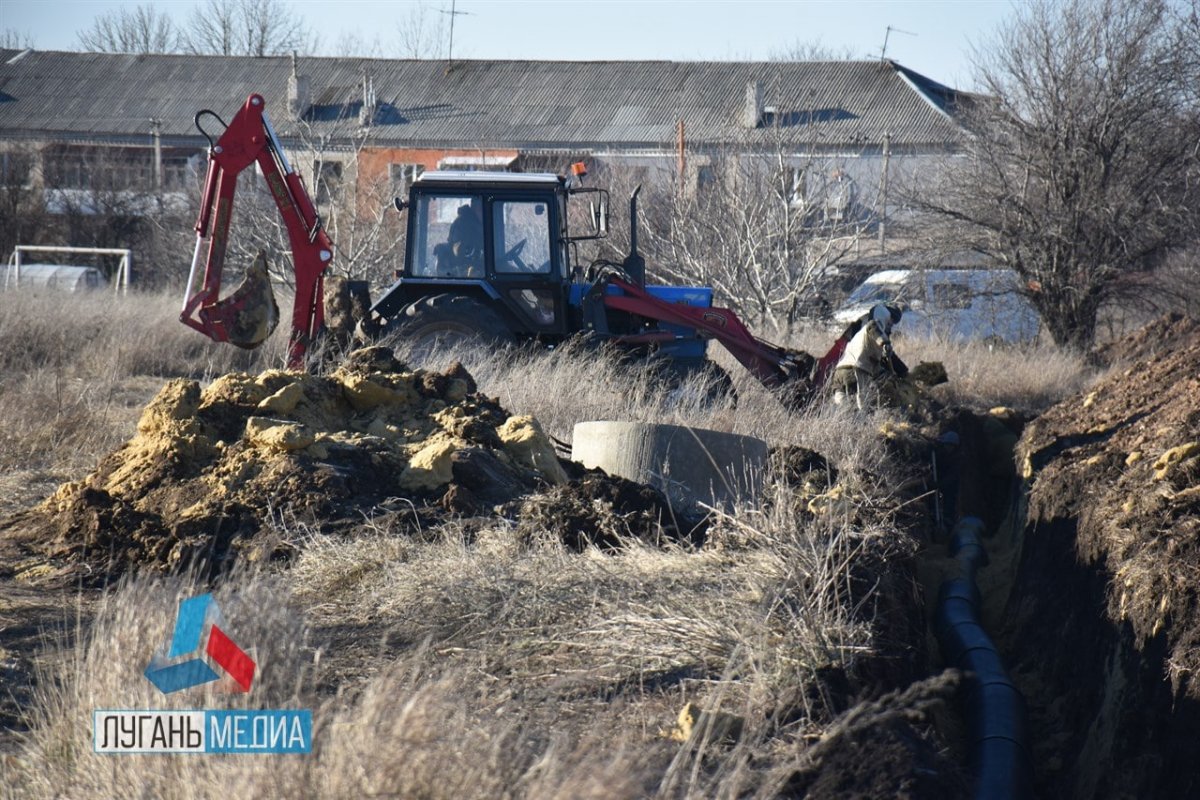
[{"left": 832, "top": 303, "right": 907, "bottom": 409}]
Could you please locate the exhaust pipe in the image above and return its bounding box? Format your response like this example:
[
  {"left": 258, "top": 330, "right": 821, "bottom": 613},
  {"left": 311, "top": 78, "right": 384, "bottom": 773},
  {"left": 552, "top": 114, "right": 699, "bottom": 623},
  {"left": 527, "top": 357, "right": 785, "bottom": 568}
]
[{"left": 622, "top": 185, "right": 645, "bottom": 288}]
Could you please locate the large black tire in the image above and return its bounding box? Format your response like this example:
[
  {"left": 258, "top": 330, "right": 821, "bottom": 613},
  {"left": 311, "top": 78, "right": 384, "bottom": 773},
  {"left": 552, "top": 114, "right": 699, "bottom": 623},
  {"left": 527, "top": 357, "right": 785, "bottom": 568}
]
[{"left": 391, "top": 294, "right": 516, "bottom": 365}]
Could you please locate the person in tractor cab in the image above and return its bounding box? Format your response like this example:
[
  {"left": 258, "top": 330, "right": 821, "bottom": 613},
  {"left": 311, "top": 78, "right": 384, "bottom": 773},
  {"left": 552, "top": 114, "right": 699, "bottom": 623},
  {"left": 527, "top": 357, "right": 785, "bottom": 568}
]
[
  {"left": 445, "top": 198, "right": 484, "bottom": 276},
  {"left": 832, "top": 303, "right": 908, "bottom": 409}
]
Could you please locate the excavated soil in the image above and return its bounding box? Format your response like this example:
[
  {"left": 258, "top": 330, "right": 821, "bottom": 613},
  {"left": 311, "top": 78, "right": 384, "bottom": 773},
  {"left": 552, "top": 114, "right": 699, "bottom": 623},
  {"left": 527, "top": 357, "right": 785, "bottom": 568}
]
[
  {"left": 517, "top": 471, "right": 706, "bottom": 551},
  {"left": 1005, "top": 313, "right": 1200, "bottom": 798},
  {"left": 1, "top": 347, "right": 582, "bottom": 580},
  {"left": 1, "top": 345, "right": 703, "bottom": 583},
  {"left": 781, "top": 671, "right": 970, "bottom": 799}
]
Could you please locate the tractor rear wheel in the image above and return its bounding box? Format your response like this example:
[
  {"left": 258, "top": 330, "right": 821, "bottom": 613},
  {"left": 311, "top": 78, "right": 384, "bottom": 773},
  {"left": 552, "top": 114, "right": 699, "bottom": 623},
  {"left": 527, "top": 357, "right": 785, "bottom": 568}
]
[{"left": 392, "top": 294, "right": 516, "bottom": 365}]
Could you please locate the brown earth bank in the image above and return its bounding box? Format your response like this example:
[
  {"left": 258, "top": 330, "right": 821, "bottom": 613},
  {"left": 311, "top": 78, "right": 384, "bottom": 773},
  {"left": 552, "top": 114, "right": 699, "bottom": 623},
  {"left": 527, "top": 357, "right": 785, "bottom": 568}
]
[{"left": 1004, "top": 313, "right": 1200, "bottom": 798}]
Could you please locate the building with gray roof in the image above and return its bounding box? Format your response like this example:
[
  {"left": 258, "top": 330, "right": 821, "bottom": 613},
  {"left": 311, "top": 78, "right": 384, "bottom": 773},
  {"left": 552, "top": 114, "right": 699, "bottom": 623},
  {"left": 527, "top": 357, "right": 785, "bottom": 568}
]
[{"left": 0, "top": 48, "right": 966, "bottom": 188}]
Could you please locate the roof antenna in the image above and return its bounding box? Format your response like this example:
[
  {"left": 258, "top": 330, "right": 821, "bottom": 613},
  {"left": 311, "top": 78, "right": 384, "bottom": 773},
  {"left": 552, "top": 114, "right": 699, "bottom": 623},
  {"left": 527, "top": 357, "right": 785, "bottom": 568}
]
[
  {"left": 880, "top": 25, "right": 917, "bottom": 62},
  {"left": 441, "top": 0, "right": 474, "bottom": 71}
]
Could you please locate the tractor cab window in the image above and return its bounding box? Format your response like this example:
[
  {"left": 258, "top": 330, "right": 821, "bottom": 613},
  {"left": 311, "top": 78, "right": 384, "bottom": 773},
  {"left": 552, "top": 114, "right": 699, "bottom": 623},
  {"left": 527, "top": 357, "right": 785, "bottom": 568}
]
[
  {"left": 411, "top": 193, "right": 485, "bottom": 278},
  {"left": 491, "top": 200, "right": 552, "bottom": 274}
]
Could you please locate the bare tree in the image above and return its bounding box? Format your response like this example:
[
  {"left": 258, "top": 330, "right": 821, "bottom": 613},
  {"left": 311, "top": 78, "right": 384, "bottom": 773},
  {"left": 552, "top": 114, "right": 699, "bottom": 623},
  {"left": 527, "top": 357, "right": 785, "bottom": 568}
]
[
  {"left": 638, "top": 150, "right": 875, "bottom": 332},
  {"left": 599, "top": 96, "right": 885, "bottom": 333},
  {"left": 182, "top": 0, "right": 237, "bottom": 56},
  {"left": 0, "top": 145, "right": 51, "bottom": 258},
  {"left": 1, "top": 29, "right": 34, "bottom": 50},
  {"left": 296, "top": 123, "right": 406, "bottom": 284},
  {"left": 182, "top": 0, "right": 313, "bottom": 57},
  {"left": 76, "top": 4, "right": 178, "bottom": 54},
  {"left": 325, "top": 30, "right": 387, "bottom": 58},
  {"left": 396, "top": 1, "right": 448, "bottom": 59},
  {"left": 1175, "top": 0, "right": 1200, "bottom": 107},
  {"left": 917, "top": 0, "right": 1200, "bottom": 349},
  {"left": 218, "top": 121, "right": 404, "bottom": 291},
  {"left": 36, "top": 145, "right": 201, "bottom": 288}
]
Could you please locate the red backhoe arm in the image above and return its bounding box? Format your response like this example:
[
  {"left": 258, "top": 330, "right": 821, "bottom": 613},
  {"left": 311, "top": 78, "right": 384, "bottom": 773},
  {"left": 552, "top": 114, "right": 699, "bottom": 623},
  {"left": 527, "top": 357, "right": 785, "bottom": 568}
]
[
  {"left": 180, "top": 93, "right": 333, "bottom": 369},
  {"left": 600, "top": 274, "right": 844, "bottom": 403}
]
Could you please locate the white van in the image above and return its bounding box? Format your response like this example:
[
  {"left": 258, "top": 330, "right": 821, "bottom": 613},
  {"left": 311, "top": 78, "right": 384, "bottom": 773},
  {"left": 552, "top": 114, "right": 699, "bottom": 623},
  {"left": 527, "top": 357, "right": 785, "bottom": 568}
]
[{"left": 834, "top": 269, "right": 1040, "bottom": 344}]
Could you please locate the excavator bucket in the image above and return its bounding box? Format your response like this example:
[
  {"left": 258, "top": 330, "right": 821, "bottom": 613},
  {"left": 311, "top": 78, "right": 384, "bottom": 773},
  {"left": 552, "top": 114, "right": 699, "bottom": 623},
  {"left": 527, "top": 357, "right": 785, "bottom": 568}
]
[{"left": 201, "top": 251, "right": 280, "bottom": 349}]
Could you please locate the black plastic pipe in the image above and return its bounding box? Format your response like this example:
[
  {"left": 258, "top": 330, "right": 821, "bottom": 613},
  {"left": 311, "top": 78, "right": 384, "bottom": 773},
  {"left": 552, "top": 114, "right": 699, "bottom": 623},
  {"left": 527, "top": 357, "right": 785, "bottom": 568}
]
[{"left": 935, "top": 516, "right": 1034, "bottom": 800}]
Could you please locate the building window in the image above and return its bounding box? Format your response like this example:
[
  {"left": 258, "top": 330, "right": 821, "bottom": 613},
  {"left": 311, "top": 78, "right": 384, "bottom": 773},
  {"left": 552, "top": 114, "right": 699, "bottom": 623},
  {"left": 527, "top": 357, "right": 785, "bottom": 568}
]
[
  {"left": 312, "top": 160, "right": 343, "bottom": 205},
  {"left": 1, "top": 152, "right": 34, "bottom": 188},
  {"left": 436, "top": 155, "right": 517, "bottom": 171},
  {"left": 824, "top": 172, "right": 853, "bottom": 221},
  {"left": 696, "top": 165, "right": 716, "bottom": 190},
  {"left": 162, "top": 153, "right": 203, "bottom": 191},
  {"left": 781, "top": 165, "right": 806, "bottom": 208},
  {"left": 389, "top": 163, "right": 423, "bottom": 193}
]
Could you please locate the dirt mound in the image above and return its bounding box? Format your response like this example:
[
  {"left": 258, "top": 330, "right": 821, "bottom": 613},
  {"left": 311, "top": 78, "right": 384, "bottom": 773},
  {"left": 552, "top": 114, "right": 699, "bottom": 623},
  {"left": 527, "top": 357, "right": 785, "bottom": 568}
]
[
  {"left": 517, "top": 472, "right": 705, "bottom": 551},
  {"left": 780, "top": 670, "right": 969, "bottom": 799},
  {"left": 1009, "top": 315, "right": 1200, "bottom": 797},
  {"left": 908, "top": 360, "right": 949, "bottom": 387},
  {"left": 6, "top": 348, "right": 568, "bottom": 578},
  {"left": 323, "top": 276, "right": 377, "bottom": 348},
  {"left": 1019, "top": 322, "right": 1200, "bottom": 691},
  {"left": 1092, "top": 311, "right": 1200, "bottom": 366}
]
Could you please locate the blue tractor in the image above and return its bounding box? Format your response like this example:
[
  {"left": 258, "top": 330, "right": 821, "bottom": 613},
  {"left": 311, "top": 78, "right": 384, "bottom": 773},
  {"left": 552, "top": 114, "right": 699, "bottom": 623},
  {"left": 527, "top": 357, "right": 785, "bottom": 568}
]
[{"left": 369, "top": 168, "right": 832, "bottom": 402}]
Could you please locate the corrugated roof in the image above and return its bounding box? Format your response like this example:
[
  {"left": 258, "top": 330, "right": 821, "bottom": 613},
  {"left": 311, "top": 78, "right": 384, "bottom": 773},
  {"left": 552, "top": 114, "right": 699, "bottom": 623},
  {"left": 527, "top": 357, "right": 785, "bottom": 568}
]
[{"left": 0, "top": 50, "right": 966, "bottom": 151}]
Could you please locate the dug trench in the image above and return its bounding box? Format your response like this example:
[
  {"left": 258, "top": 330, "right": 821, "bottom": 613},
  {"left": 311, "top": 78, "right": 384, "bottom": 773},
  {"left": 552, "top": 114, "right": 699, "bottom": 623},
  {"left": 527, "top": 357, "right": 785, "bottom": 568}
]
[{"left": 925, "top": 313, "right": 1200, "bottom": 798}]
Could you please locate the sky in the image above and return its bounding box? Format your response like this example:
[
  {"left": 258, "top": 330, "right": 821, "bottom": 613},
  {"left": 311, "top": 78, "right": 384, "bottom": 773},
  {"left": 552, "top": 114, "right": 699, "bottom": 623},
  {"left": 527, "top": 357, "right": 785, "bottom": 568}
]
[{"left": 0, "top": 0, "right": 1017, "bottom": 89}]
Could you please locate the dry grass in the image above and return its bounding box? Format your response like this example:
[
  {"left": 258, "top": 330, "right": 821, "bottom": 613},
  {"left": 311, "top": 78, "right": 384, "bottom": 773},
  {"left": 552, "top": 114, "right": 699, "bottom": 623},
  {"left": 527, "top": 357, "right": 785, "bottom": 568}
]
[
  {"left": 896, "top": 334, "right": 1100, "bottom": 413},
  {"left": 5, "top": 479, "right": 912, "bottom": 798},
  {"left": 0, "top": 291, "right": 278, "bottom": 476},
  {"left": 2, "top": 571, "right": 662, "bottom": 799},
  {"left": 0, "top": 290, "right": 1099, "bottom": 796}
]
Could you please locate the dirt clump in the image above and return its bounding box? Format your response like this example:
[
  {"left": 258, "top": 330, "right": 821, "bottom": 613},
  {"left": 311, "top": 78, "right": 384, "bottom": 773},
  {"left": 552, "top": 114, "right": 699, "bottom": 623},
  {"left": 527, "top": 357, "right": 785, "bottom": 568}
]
[
  {"left": 4, "top": 349, "right": 566, "bottom": 578},
  {"left": 517, "top": 471, "right": 705, "bottom": 551},
  {"left": 777, "top": 670, "right": 969, "bottom": 799},
  {"left": 908, "top": 360, "right": 949, "bottom": 387},
  {"left": 1008, "top": 314, "right": 1200, "bottom": 797},
  {"left": 764, "top": 445, "right": 848, "bottom": 518},
  {"left": 770, "top": 445, "right": 838, "bottom": 490},
  {"left": 322, "top": 276, "right": 377, "bottom": 348}
]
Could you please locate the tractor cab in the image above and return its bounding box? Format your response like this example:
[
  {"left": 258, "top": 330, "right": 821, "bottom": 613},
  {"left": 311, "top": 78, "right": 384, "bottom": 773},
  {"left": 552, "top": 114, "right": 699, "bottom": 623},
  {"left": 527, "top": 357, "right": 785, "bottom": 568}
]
[{"left": 373, "top": 171, "right": 608, "bottom": 339}]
